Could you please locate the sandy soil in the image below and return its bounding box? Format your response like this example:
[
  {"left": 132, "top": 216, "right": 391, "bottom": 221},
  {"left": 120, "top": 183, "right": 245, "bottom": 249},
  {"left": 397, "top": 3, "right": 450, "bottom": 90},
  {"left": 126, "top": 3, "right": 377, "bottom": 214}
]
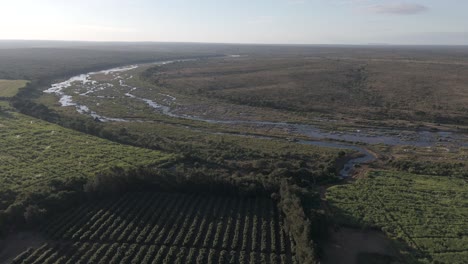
[
  {"left": 0, "top": 232, "right": 46, "bottom": 263},
  {"left": 322, "top": 227, "right": 401, "bottom": 264}
]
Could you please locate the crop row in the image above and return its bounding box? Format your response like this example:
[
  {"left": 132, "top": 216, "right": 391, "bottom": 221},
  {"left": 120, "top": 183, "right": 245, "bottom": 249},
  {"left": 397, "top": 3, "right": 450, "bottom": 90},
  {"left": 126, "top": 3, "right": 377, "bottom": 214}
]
[
  {"left": 13, "top": 242, "right": 296, "bottom": 264},
  {"left": 42, "top": 192, "right": 293, "bottom": 255}
]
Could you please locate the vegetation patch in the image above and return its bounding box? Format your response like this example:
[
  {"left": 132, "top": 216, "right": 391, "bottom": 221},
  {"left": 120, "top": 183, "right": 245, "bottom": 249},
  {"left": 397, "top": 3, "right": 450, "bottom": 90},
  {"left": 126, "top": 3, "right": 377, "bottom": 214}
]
[
  {"left": 143, "top": 55, "right": 468, "bottom": 125},
  {"left": 0, "top": 112, "right": 172, "bottom": 232},
  {"left": 327, "top": 171, "right": 468, "bottom": 263},
  {"left": 0, "top": 112, "right": 171, "bottom": 191},
  {"left": 0, "top": 80, "right": 28, "bottom": 98}
]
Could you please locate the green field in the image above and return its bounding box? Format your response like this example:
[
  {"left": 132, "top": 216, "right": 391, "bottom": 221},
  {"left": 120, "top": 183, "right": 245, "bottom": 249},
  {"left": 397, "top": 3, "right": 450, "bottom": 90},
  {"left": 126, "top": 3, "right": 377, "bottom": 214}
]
[
  {"left": 0, "top": 112, "right": 171, "bottom": 191},
  {"left": 327, "top": 171, "right": 468, "bottom": 263},
  {"left": 0, "top": 111, "right": 322, "bottom": 263},
  {"left": 14, "top": 192, "right": 295, "bottom": 264},
  {"left": 0, "top": 111, "right": 172, "bottom": 227},
  {"left": 0, "top": 80, "right": 28, "bottom": 98}
]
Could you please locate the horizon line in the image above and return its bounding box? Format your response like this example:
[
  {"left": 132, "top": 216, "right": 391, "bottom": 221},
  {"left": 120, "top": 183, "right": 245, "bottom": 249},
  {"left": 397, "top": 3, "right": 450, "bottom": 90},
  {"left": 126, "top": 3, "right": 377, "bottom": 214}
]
[{"left": 1, "top": 39, "right": 467, "bottom": 47}]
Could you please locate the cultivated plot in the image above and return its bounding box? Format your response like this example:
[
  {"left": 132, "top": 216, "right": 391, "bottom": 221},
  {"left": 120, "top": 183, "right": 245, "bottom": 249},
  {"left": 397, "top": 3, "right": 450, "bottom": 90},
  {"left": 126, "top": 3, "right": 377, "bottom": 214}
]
[
  {"left": 327, "top": 171, "right": 468, "bottom": 263},
  {"left": 14, "top": 192, "right": 296, "bottom": 264}
]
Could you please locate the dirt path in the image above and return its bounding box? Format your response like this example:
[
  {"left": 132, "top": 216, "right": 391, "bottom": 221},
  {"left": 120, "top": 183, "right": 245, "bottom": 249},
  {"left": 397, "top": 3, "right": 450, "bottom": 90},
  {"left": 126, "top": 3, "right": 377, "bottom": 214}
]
[{"left": 0, "top": 232, "right": 46, "bottom": 263}]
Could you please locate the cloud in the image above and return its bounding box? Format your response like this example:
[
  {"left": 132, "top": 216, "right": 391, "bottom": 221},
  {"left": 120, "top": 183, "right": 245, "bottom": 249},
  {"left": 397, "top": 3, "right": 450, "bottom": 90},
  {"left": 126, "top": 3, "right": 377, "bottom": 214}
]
[{"left": 366, "top": 3, "right": 428, "bottom": 15}]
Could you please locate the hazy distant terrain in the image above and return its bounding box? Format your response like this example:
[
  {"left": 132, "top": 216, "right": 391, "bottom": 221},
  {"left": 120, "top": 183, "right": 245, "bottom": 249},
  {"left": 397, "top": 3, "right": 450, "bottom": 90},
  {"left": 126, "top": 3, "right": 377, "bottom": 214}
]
[{"left": 146, "top": 49, "right": 468, "bottom": 125}]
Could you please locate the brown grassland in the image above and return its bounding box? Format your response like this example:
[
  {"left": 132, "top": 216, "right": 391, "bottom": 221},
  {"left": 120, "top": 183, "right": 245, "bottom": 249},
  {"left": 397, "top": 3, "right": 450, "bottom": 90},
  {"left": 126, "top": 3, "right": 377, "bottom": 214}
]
[{"left": 144, "top": 54, "right": 468, "bottom": 126}]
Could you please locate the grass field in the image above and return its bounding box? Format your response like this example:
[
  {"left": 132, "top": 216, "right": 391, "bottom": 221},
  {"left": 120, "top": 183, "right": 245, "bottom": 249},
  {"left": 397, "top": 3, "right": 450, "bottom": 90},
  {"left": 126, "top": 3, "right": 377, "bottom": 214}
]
[
  {"left": 0, "top": 80, "right": 28, "bottom": 98},
  {"left": 327, "top": 171, "right": 468, "bottom": 263},
  {"left": 0, "top": 111, "right": 172, "bottom": 219},
  {"left": 13, "top": 192, "right": 295, "bottom": 264},
  {"left": 0, "top": 112, "right": 171, "bottom": 191}
]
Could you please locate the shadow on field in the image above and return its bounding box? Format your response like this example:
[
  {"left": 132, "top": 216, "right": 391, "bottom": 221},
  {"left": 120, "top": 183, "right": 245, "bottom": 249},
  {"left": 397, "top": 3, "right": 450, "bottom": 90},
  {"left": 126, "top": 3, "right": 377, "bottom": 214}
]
[{"left": 322, "top": 205, "right": 428, "bottom": 264}]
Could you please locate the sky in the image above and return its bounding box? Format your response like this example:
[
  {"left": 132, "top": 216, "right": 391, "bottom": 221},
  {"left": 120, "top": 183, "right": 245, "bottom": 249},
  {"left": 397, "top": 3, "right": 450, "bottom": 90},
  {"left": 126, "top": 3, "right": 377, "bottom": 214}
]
[{"left": 0, "top": 0, "right": 467, "bottom": 45}]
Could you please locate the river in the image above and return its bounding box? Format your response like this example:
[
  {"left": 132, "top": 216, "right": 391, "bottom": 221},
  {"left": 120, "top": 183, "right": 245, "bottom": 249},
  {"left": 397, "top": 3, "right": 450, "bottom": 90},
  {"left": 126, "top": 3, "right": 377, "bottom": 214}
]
[{"left": 44, "top": 58, "right": 468, "bottom": 177}]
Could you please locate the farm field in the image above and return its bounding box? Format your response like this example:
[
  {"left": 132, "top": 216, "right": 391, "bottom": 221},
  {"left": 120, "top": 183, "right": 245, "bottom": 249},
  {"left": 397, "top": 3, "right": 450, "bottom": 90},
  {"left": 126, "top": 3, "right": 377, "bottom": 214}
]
[
  {"left": 327, "top": 171, "right": 468, "bottom": 263},
  {"left": 13, "top": 192, "right": 296, "bottom": 264},
  {"left": 0, "top": 112, "right": 171, "bottom": 191},
  {"left": 0, "top": 80, "right": 28, "bottom": 98},
  {"left": 0, "top": 111, "right": 172, "bottom": 229}
]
